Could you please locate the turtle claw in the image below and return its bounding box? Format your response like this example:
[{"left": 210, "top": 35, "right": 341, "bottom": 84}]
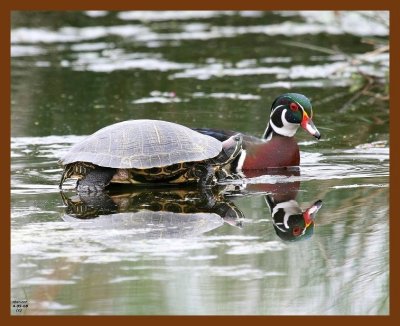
[
  {"left": 76, "top": 183, "right": 105, "bottom": 194},
  {"left": 216, "top": 168, "right": 243, "bottom": 183},
  {"left": 81, "top": 186, "right": 102, "bottom": 193},
  {"left": 227, "top": 173, "right": 244, "bottom": 181}
]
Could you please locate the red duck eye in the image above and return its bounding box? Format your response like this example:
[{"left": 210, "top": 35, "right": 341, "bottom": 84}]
[
  {"left": 290, "top": 103, "right": 299, "bottom": 111},
  {"left": 293, "top": 226, "right": 302, "bottom": 236}
]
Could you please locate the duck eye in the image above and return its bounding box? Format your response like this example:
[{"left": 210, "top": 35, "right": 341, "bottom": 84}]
[
  {"left": 290, "top": 103, "right": 299, "bottom": 111},
  {"left": 293, "top": 226, "right": 302, "bottom": 236}
]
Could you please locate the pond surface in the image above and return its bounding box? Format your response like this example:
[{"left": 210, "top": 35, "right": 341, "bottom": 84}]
[{"left": 11, "top": 11, "right": 389, "bottom": 315}]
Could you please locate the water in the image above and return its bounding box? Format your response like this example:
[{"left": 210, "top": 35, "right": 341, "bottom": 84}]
[{"left": 11, "top": 11, "right": 389, "bottom": 315}]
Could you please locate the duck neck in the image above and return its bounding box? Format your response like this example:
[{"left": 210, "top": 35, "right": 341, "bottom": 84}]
[
  {"left": 262, "top": 123, "right": 274, "bottom": 141},
  {"left": 262, "top": 123, "right": 290, "bottom": 141},
  {"left": 262, "top": 122, "right": 299, "bottom": 140}
]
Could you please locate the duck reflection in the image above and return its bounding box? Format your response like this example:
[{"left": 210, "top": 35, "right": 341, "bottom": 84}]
[
  {"left": 237, "top": 169, "right": 323, "bottom": 241},
  {"left": 60, "top": 186, "right": 243, "bottom": 239},
  {"left": 266, "top": 196, "right": 322, "bottom": 241}
]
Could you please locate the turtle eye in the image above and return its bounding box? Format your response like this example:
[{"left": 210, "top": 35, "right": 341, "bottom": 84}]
[{"left": 290, "top": 102, "right": 299, "bottom": 111}]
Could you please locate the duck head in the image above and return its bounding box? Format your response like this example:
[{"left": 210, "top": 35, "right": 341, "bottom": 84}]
[
  {"left": 266, "top": 196, "right": 323, "bottom": 241},
  {"left": 263, "top": 93, "right": 321, "bottom": 140}
]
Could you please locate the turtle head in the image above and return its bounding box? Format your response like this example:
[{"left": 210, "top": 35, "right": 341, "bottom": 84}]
[
  {"left": 223, "top": 133, "right": 243, "bottom": 164},
  {"left": 263, "top": 93, "right": 321, "bottom": 140},
  {"left": 213, "top": 133, "right": 243, "bottom": 165}
]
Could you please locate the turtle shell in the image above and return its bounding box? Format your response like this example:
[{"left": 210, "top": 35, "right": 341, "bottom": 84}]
[{"left": 60, "top": 120, "right": 223, "bottom": 169}]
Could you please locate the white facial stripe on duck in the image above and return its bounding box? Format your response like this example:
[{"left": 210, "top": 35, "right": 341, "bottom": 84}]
[
  {"left": 269, "top": 104, "right": 302, "bottom": 137},
  {"left": 271, "top": 200, "right": 308, "bottom": 236},
  {"left": 271, "top": 200, "right": 302, "bottom": 229}
]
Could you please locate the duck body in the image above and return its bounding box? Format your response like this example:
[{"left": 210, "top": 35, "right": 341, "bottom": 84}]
[
  {"left": 194, "top": 93, "right": 320, "bottom": 175},
  {"left": 241, "top": 135, "right": 300, "bottom": 170},
  {"left": 193, "top": 128, "right": 300, "bottom": 172}
]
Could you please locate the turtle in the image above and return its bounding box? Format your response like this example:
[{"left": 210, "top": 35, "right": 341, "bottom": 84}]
[{"left": 59, "top": 119, "right": 243, "bottom": 192}]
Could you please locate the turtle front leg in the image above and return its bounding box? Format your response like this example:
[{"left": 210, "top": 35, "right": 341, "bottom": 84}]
[
  {"left": 77, "top": 167, "right": 117, "bottom": 193},
  {"left": 191, "top": 164, "right": 216, "bottom": 188}
]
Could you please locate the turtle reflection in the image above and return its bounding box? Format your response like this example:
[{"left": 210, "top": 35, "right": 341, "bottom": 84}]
[{"left": 60, "top": 186, "right": 243, "bottom": 239}]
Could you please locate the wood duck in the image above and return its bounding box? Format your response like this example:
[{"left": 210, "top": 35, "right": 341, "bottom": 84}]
[
  {"left": 195, "top": 93, "right": 320, "bottom": 176},
  {"left": 265, "top": 195, "right": 322, "bottom": 241},
  {"left": 232, "top": 174, "right": 322, "bottom": 241}
]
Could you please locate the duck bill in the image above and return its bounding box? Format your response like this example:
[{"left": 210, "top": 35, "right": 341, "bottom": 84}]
[
  {"left": 301, "top": 114, "right": 321, "bottom": 140},
  {"left": 303, "top": 200, "right": 323, "bottom": 227}
]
